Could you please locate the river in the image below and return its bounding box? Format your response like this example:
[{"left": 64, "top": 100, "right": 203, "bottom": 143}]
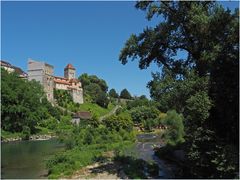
[
  {"left": 1, "top": 133, "right": 175, "bottom": 179},
  {"left": 124, "top": 133, "right": 175, "bottom": 178},
  {"left": 1, "top": 139, "right": 64, "bottom": 179}
]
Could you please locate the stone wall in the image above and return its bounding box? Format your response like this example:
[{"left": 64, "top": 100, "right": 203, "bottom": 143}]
[
  {"left": 64, "top": 68, "right": 75, "bottom": 79},
  {"left": 27, "top": 59, "right": 83, "bottom": 104},
  {"left": 28, "top": 59, "right": 54, "bottom": 102},
  {"left": 55, "top": 83, "right": 68, "bottom": 90},
  {"left": 28, "top": 59, "right": 44, "bottom": 84},
  {"left": 71, "top": 89, "right": 84, "bottom": 104}
]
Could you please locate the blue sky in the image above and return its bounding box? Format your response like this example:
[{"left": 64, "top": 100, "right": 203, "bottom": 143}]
[{"left": 1, "top": 1, "right": 238, "bottom": 98}]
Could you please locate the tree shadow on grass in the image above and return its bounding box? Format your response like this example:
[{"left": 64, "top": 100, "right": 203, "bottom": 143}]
[
  {"left": 89, "top": 154, "right": 159, "bottom": 179},
  {"left": 88, "top": 161, "right": 126, "bottom": 178}
]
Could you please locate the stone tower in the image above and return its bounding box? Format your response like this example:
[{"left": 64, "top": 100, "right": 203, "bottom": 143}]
[
  {"left": 27, "top": 59, "right": 54, "bottom": 102},
  {"left": 64, "top": 64, "right": 75, "bottom": 79}
]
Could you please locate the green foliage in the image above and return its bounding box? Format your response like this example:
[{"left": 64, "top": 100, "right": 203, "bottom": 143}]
[
  {"left": 79, "top": 73, "right": 108, "bottom": 93},
  {"left": 126, "top": 95, "right": 156, "bottom": 110},
  {"left": 120, "top": 88, "right": 132, "bottom": 99},
  {"left": 35, "top": 126, "right": 54, "bottom": 136},
  {"left": 21, "top": 126, "right": 31, "bottom": 140},
  {"left": 1, "top": 129, "right": 22, "bottom": 139},
  {"left": 148, "top": 70, "right": 209, "bottom": 113},
  {"left": 1, "top": 69, "right": 60, "bottom": 134},
  {"left": 162, "top": 110, "right": 185, "bottom": 146},
  {"left": 56, "top": 115, "right": 73, "bottom": 141},
  {"left": 78, "top": 73, "right": 109, "bottom": 108},
  {"left": 88, "top": 114, "right": 101, "bottom": 128},
  {"left": 84, "top": 83, "right": 102, "bottom": 101},
  {"left": 83, "top": 131, "right": 94, "bottom": 145},
  {"left": 53, "top": 98, "right": 80, "bottom": 114},
  {"left": 46, "top": 147, "right": 99, "bottom": 178},
  {"left": 119, "top": 1, "right": 239, "bottom": 178},
  {"left": 38, "top": 117, "right": 58, "bottom": 130},
  {"left": 185, "top": 91, "right": 212, "bottom": 130},
  {"left": 126, "top": 96, "right": 162, "bottom": 131},
  {"left": 78, "top": 102, "right": 114, "bottom": 118},
  {"left": 209, "top": 24, "right": 239, "bottom": 146},
  {"left": 47, "top": 117, "right": 136, "bottom": 178},
  {"left": 130, "top": 106, "right": 159, "bottom": 124},
  {"left": 47, "top": 141, "right": 133, "bottom": 179},
  {"left": 109, "top": 88, "right": 119, "bottom": 98},
  {"left": 54, "top": 89, "right": 73, "bottom": 107},
  {"left": 142, "top": 118, "right": 159, "bottom": 132},
  {"left": 209, "top": 144, "right": 239, "bottom": 178},
  {"left": 102, "top": 114, "right": 133, "bottom": 132},
  {"left": 129, "top": 105, "right": 162, "bottom": 131},
  {"left": 95, "top": 91, "right": 109, "bottom": 108}
]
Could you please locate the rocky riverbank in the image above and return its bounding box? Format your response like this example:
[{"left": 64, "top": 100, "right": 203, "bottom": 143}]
[{"left": 2, "top": 134, "right": 56, "bottom": 143}]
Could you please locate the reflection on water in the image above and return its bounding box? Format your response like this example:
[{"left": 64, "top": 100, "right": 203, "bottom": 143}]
[
  {"left": 1, "top": 139, "right": 64, "bottom": 179},
  {"left": 130, "top": 133, "right": 175, "bottom": 178}
]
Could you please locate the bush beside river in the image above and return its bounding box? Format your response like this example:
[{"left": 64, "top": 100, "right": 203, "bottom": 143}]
[{"left": 46, "top": 116, "right": 136, "bottom": 178}]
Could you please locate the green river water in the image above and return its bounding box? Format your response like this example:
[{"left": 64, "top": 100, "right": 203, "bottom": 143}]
[
  {"left": 1, "top": 139, "right": 64, "bottom": 179},
  {"left": 1, "top": 134, "right": 175, "bottom": 179}
]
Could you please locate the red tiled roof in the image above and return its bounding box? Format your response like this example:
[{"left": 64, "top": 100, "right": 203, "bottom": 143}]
[
  {"left": 54, "top": 79, "right": 71, "bottom": 85},
  {"left": 69, "top": 78, "right": 79, "bottom": 83},
  {"left": 54, "top": 76, "right": 68, "bottom": 80},
  {"left": 73, "top": 112, "right": 92, "bottom": 119},
  {"left": 64, "top": 64, "right": 75, "bottom": 70},
  {"left": 54, "top": 76, "right": 80, "bottom": 86}
]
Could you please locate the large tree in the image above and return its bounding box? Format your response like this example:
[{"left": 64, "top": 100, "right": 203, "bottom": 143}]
[
  {"left": 119, "top": 1, "right": 238, "bottom": 178},
  {"left": 109, "top": 88, "right": 119, "bottom": 98},
  {"left": 79, "top": 73, "right": 108, "bottom": 93},
  {"left": 78, "top": 73, "right": 109, "bottom": 107},
  {"left": 120, "top": 88, "right": 132, "bottom": 99},
  {"left": 1, "top": 69, "right": 61, "bottom": 133}
]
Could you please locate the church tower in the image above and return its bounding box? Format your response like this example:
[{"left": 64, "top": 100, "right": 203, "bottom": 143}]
[{"left": 64, "top": 64, "right": 76, "bottom": 79}]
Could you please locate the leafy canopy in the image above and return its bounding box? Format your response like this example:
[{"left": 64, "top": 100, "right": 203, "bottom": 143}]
[
  {"left": 109, "top": 88, "right": 119, "bottom": 98},
  {"left": 119, "top": 1, "right": 239, "bottom": 178},
  {"left": 78, "top": 73, "right": 109, "bottom": 108},
  {"left": 120, "top": 88, "right": 132, "bottom": 99},
  {"left": 1, "top": 69, "right": 61, "bottom": 134}
]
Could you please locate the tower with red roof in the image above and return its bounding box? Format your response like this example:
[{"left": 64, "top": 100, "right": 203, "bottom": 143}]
[{"left": 64, "top": 63, "right": 76, "bottom": 79}]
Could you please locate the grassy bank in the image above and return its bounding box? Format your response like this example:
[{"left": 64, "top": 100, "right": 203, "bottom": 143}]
[
  {"left": 46, "top": 111, "right": 136, "bottom": 179},
  {"left": 47, "top": 141, "right": 134, "bottom": 179},
  {"left": 1, "top": 129, "right": 22, "bottom": 140},
  {"left": 1, "top": 127, "right": 55, "bottom": 141},
  {"left": 78, "top": 102, "right": 114, "bottom": 117}
]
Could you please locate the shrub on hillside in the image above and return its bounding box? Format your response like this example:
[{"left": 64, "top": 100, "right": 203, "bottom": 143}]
[
  {"left": 96, "top": 91, "right": 109, "bottom": 108},
  {"left": 126, "top": 96, "right": 156, "bottom": 109},
  {"left": 54, "top": 89, "right": 73, "bottom": 107},
  {"left": 103, "top": 114, "right": 133, "bottom": 132}
]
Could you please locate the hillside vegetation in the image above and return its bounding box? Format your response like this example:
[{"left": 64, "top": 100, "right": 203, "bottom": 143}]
[
  {"left": 1, "top": 70, "right": 116, "bottom": 140},
  {"left": 1, "top": 68, "right": 62, "bottom": 139},
  {"left": 1, "top": 67, "right": 187, "bottom": 179}
]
